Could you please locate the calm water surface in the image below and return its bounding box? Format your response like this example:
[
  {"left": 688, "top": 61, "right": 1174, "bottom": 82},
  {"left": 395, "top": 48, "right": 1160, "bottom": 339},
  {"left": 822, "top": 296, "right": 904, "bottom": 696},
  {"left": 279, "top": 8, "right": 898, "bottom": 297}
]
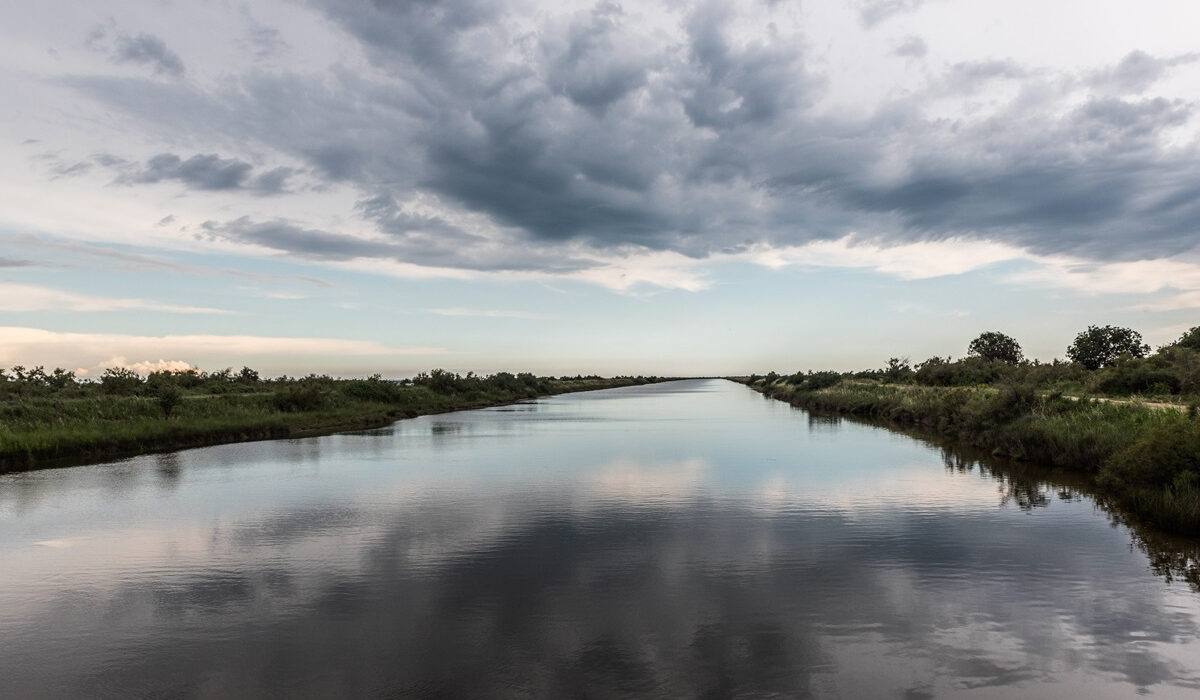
[{"left": 2, "top": 379, "right": 1200, "bottom": 698}]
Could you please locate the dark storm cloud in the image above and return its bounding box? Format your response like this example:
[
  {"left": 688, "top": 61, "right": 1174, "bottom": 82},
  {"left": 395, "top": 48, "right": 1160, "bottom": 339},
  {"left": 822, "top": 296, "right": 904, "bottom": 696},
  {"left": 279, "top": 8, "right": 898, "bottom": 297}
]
[
  {"left": 204, "top": 215, "right": 593, "bottom": 273},
  {"left": 104, "top": 31, "right": 185, "bottom": 76},
  {"left": 114, "top": 33, "right": 184, "bottom": 76},
  {"left": 240, "top": 10, "right": 289, "bottom": 59},
  {"left": 131, "top": 154, "right": 252, "bottom": 189},
  {"left": 202, "top": 218, "right": 391, "bottom": 261},
  {"left": 680, "top": 2, "right": 819, "bottom": 130},
  {"left": 60, "top": 2, "right": 1200, "bottom": 271},
  {"left": 109, "top": 153, "right": 295, "bottom": 194},
  {"left": 544, "top": 2, "right": 650, "bottom": 115}
]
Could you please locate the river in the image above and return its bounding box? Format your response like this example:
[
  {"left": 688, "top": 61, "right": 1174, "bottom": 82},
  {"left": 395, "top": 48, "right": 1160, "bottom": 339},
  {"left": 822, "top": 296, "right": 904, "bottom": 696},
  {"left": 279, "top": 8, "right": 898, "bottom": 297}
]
[{"left": 2, "top": 379, "right": 1198, "bottom": 698}]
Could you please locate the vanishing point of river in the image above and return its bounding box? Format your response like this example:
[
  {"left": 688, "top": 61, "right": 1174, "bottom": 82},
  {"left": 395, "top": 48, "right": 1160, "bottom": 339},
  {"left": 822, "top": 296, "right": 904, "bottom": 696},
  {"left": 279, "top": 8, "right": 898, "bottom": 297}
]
[{"left": 3, "top": 379, "right": 1200, "bottom": 698}]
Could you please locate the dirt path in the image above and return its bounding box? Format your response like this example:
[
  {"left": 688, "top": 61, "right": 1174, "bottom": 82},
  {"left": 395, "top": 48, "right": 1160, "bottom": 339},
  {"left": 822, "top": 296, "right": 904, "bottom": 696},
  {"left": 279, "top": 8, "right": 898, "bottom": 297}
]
[
  {"left": 1061, "top": 395, "right": 1184, "bottom": 411},
  {"left": 839, "top": 380, "right": 1186, "bottom": 411}
]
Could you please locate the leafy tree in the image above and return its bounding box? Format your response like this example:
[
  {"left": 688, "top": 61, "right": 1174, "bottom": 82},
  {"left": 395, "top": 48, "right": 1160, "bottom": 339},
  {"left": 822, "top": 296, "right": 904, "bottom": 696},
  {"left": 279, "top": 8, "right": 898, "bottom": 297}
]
[
  {"left": 1066, "top": 325, "right": 1150, "bottom": 370},
  {"left": 209, "top": 368, "right": 234, "bottom": 382},
  {"left": 46, "top": 368, "right": 76, "bottom": 390},
  {"left": 883, "top": 357, "right": 913, "bottom": 382},
  {"left": 238, "top": 366, "right": 260, "bottom": 384},
  {"left": 100, "top": 367, "right": 142, "bottom": 395},
  {"left": 967, "top": 331, "right": 1023, "bottom": 364},
  {"left": 1177, "top": 326, "right": 1200, "bottom": 351}
]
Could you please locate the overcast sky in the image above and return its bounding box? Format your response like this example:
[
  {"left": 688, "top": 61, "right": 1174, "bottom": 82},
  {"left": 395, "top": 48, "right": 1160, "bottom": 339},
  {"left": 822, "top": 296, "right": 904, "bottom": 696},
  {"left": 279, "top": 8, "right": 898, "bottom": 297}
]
[{"left": 2, "top": 0, "right": 1199, "bottom": 377}]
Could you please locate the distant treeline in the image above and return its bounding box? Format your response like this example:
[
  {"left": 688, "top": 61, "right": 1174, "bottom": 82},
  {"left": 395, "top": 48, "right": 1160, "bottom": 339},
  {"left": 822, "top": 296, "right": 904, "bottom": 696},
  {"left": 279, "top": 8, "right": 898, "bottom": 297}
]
[
  {"left": 752, "top": 325, "right": 1200, "bottom": 399},
  {"left": 0, "top": 367, "right": 664, "bottom": 472},
  {"left": 0, "top": 365, "right": 617, "bottom": 400},
  {"left": 744, "top": 325, "right": 1200, "bottom": 537}
]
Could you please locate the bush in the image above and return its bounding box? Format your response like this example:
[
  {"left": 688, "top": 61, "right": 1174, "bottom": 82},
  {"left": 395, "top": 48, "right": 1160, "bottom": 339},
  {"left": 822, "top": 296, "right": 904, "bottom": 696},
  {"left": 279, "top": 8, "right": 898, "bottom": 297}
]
[
  {"left": 339, "top": 376, "right": 405, "bottom": 403},
  {"left": 270, "top": 383, "right": 329, "bottom": 412},
  {"left": 786, "top": 370, "right": 842, "bottom": 390},
  {"left": 981, "top": 382, "right": 1039, "bottom": 425},
  {"left": 1090, "top": 359, "right": 1182, "bottom": 396},
  {"left": 1101, "top": 415, "right": 1200, "bottom": 490},
  {"left": 914, "top": 356, "right": 1015, "bottom": 387},
  {"left": 154, "top": 384, "right": 183, "bottom": 418}
]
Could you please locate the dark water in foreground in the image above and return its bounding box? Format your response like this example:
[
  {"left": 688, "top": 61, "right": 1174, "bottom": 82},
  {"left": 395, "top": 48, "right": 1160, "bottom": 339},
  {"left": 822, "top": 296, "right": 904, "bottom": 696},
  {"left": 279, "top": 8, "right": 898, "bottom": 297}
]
[{"left": 2, "top": 379, "right": 1199, "bottom": 698}]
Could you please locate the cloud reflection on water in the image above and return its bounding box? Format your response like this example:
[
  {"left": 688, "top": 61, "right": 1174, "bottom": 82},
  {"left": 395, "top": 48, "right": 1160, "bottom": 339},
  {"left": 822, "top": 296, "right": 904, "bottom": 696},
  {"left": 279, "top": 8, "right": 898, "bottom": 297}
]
[{"left": 1, "top": 380, "right": 1198, "bottom": 698}]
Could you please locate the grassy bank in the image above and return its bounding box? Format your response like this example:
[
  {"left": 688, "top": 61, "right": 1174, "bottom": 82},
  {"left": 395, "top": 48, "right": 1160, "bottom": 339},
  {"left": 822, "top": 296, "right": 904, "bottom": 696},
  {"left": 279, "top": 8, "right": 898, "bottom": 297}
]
[
  {"left": 0, "top": 370, "right": 666, "bottom": 473},
  {"left": 743, "top": 378, "right": 1200, "bottom": 536}
]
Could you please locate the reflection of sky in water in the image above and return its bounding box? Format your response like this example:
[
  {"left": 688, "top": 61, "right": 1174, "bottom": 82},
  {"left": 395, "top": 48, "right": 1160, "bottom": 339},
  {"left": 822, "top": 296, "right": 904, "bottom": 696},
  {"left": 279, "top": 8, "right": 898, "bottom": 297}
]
[{"left": 1, "top": 379, "right": 1198, "bottom": 698}]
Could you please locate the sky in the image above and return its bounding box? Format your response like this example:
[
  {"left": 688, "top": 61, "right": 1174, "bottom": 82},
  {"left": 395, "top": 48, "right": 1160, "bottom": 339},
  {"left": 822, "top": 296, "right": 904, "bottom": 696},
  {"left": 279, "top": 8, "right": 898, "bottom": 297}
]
[{"left": 2, "top": 0, "right": 1199, "bottom": 378}]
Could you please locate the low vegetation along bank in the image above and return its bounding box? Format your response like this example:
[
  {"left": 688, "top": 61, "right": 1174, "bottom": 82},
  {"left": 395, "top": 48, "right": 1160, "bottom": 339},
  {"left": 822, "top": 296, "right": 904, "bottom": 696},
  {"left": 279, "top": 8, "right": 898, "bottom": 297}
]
[
  {"left": 743, "top": 325, "right": 1200, "bottom": 537},
  {"left": 0, "top": 367, "right": 665, "bottom": 473}
]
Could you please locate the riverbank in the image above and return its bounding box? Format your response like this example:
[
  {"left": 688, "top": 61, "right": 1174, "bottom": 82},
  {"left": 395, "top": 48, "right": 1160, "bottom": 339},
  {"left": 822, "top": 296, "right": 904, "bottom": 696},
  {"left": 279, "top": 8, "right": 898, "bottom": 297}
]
[
  {"left": 740, "top": 378, "right": 1200, "bottom": 537},
  {"left": 0, "top": 375, "right": 664, "bottom": 473}
]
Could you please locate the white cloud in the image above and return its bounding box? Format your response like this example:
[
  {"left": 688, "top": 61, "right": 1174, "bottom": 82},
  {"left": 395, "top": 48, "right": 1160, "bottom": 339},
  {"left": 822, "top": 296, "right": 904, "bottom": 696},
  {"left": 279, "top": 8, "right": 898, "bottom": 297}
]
[
  {"left": 0, "top": 282, "right": 232, "bottom": 314},
  {"left": 740, "top": 235, "right": 1027, "bottom": 279},
  {"left": 728, "top": 236, "right": 1200, "bottom": 310},
  {"left": 98, "top": 357, "right": 195, "bottom": 375},
  {"left": 563, "top": 249, "right": 713, "bottom": 293},
  {"left": 1005, "top": 255, "right": 1200, "bottom": 308},
  {"left": 0, "top": 327, "right": 445, "bottom": 370},
  {"left": 427, "top": 308, "right": 555, "bottom": 320}
]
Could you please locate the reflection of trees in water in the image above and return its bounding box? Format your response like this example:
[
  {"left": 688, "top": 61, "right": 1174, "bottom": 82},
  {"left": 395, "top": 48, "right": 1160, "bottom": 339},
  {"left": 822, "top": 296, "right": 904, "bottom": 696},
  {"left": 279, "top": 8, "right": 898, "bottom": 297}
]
[
  {"left": 806, "top": 413, "right": 841, "bottom": 433},
  {"left": 155, "top": 453, "right": 181, "bottom": 491},
  {"left": 939, "top": 447, "right": 1051, "bottom": 510},
  {"left": 1130, "top": 529, "right": 1200, "bottom": 590},
  {"left": 936, "top": 442, "right": 1200, "bottom": 593}
]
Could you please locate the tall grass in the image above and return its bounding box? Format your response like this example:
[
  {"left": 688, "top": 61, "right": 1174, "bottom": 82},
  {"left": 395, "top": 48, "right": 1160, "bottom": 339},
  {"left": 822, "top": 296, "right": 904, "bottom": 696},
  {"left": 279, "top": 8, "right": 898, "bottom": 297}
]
[{"left": 0, "top": 374, "right": 663, "bottom": 472}]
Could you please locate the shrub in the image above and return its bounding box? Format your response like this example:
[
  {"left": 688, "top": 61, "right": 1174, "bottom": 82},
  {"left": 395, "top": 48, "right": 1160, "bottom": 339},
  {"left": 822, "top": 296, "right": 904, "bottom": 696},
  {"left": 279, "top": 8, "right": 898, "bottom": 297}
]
[
  {"left": 270, "top": 383, "right": 328, "bottom": 412},
  {"left": 1101, "top": 415, "right": 1200, "bottom": 490},
  {"left": 154, "top": 384, "right": 183, "bottom": 418},
  {"left": 913, "top": 356, "right": 1015, "bottom": 387},
  {"left": 339, "top": 376, "right": 404, "bottom": 403},
  {"left": 1090, "top": 359, "right": 1182, "bottom": 396}
]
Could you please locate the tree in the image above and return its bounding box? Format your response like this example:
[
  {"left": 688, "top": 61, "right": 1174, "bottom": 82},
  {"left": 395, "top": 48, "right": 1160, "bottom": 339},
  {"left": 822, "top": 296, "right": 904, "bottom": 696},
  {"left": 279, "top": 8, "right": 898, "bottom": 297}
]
[
  {"left": 1177, "top": 326, "right": 1200, "bottom": 351},
  {"left": 100, "top": 367, "right": 142, "bottom": 395},
  {"left": 883, "top": 357, "right": 912, "bottom": 382},
  {"left": 1066, "top": 325, "right": 1150, "bottom": 369},
  {"left": 155, "top": 384, "right": 183, "bottom": 418},
  {"left": 967, "top": 331, "right": 1024, "bottom": 364}
]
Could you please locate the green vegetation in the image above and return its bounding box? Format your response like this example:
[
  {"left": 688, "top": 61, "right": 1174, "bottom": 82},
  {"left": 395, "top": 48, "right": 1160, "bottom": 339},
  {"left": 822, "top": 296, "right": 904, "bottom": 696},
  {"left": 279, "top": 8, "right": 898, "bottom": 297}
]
[
  {"left": 0, "top": 366, "right": 665, "bottom": 472},
  {"left": 743, "top": 326, "right": 1200, "bottom": 536},
  {"left": 1066, "top": 324, "right": 1151, "bottom": 369},
  {"left": 967, "top": 330, "right": 1023, "bottom": 364}
]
